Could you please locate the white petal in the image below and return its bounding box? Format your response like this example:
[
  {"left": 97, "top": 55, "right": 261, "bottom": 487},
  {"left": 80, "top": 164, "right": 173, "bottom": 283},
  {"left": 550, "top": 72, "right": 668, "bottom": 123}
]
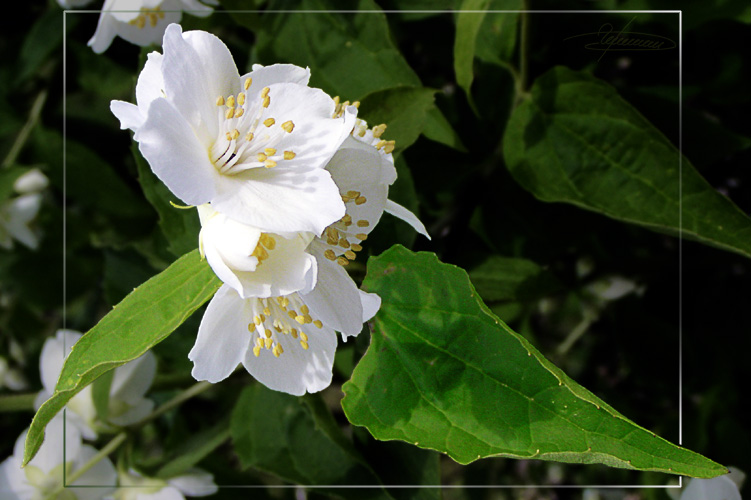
[
  {"left": 0, "top": 454, "right": 35, "bottom": 499},
  {"left": 6, "top": 194, "right": 42, "bottom": 250},
  {"left": 113, "top": 9, "right": 183, "bottom": 49},
  {"left": 233, "top": 233, "right": 317, "bottom": 298},
  {"left": 136, "top": 98, "right": 218, "bottom": 206},
  {"left": 26, "top": 414, "right": 82, "bottom": 474},
  {"left": 359, "top": 291, "right": 381, "bottom": 323},
  {"left": 162, "top": 24, "right": 240, "bottom": 145},
  {"left": 335, "top": 136, "right": 397, "bottom": 186},
  {"left": 241, "top": 64, "right": 311, "bottom": 89},
  {"left": 178, "top": 0, "right": 215, "bottom": 16},
  {"left": 681, "top": 476, "right": 741, "bottom": 500},
  {"left": 110, "top": 100, "right": 143, "bottom": 131},
  {"left": 213, "top": 164, "right": 345, "bottom": 234},
  {"left": 110, "top": 351, "right": 156, "bottom": 404},
  {"left": 87, "top": 3, "right": 119, "bottom": 54},
  {"left": 242, "top": 323, "right": 337, "bottom": 396},
  {"left": 39, "top": 330, "right": 82, "bottom": 395},
  {"left": 13, "top": 169, "right": 48, "bottom": 194},
  {"left": 131, "top": 485, "right": 185, "bottom": 500},
  {"left": 70, "top": 445, "right": 117, "bottom": 497},
  {"left": 136, "top": 51, "right": 165, "bottom": 112},
  {"left": 301, "top": 248, "right": 362, "bottom": 336},
  {"left": 189, "top": 285, "right": 251, "bottom": 383},
  {"left": 108, "top": 398, "right": 155, "bottom": 426},
  {"left": 385, "top": 199, "right": 431, "bottom": 239},
  {"left": 168, "top": 468, "right": 217, "bottom": 496}
]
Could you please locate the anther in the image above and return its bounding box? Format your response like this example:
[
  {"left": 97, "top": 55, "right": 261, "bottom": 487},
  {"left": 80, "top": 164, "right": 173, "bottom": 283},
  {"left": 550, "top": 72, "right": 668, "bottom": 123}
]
[
  {"left": 372, "top": 124, "right": 387, "bottom": 138},
  {"left": 353, "top": 101, "right": 360, "bottom": 108},
  {"left": 248, "top": 323, "right": 256, "bottom": 333},
  {"left": 300, "top": 341, "right": 309, "bottom": 350},
  {"left": 244, "top": 78, "right": 252, "bottom": 90},
  {"left": 262, "top": 96, "right": 270, "bottom": 108},
  {"left": 339, "top": 238, "right": 350, "bottom": 248},
  {"left": 230, "top": 129, "right": 240, "bottom": 140},
  {"left": 265, "top": 338, "right": 273, "bottom": 349},
  {"left": 300, "top": 305, "right": 309, "bottom": 314},
  {"left": 337, "top": 256, "right": 349, "bottom": 266},
  {"left": 263, "top": 307, "right": 271, "bottom": 316},
  {"left": 383, "top": 141, "right": 396, "bottom": 154},
  {"left": 225, "top": 108, "right": 235, "bottom": 119},
  {"left": 264, "top": 118, "right": 275, "bottom": 127},
  {"left": 300, "top": 332, "right": 308, "bottom": 342},
  {"left": 216, "top": 96, "right": 225, "bottom": 106},
  {"left": 234, "top": 108, "right": 244, "bottom": 118},
  {"left": 226, "top": 95, "right": 236, "bottom": 108},
  {"left": 375, "top": 140, "right": 387, "bottom": 150},
  {"left": 351, "top": 243, "right": 362, "bottom": 252},
  {"left": 253, "top": 315, "right": 262, "bottom": 325},
  {"left": 261, "top": 87, "right": 270, "bottom": 98},
  {"left": 225, "top": 132, "right": 232, "bottom": 141},
  {"left": 245, "top": 132, "right": 254, "bottom": 141},
  {"left": 357, "top": 220, "right": 369, "bottom": 227},
  {"left": 265, "top": 148, "right": 276, "bottom": 156},
  {"left": 346, "top": 190, "right": 360, "bottom": 198},
  {"left": 264, "top": 160, "right": 277, "bottom": 168},
  {"left": 355, "top": 196, "right": 367, "bottom": 205},
  {"left": 281, "top": 120, "right": 294, "bottom": 133},
  {"left": 313, "top": 320, "right": 323, "bottom": 329},
  {"left": 265, "top": 329, "right": 272, "bottom": 338},
  {"left": 257, "top": 153, "right": 267, "bottom": 162},
  {"left": 283, "top": 151, "right": 296, "bottom": 160},
  {"left": 356, "top": 233, "right": 368, "bottom": 240},
  {"left": 237, "top": 93, "right": 246, "bottom": 105},
  {"left": 344, "top": 250, "right": 356, "bottom": 260},
  {"left": 324, "top": 249, "right": 336, "bottom": 261},
  {"left": 295, "top": 315, "right": 306, "bottom": 325},
  {"left": 291, "top": 329, "right": 298, "bottom": 338},
  {"left": 253, "top": 346, "right": 261, "bottom": 357}
]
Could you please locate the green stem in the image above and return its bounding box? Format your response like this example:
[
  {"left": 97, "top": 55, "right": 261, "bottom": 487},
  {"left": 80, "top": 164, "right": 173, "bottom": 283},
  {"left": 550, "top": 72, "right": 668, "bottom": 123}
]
[
  {"left": 2, "top": 90, "right": 48, "bottom": 169},
  {"left": 556, "top": 309, "right": 598, "bottom": 356},
  {"left": 132, "top": 380, "right": 213, "bottom": 426},
  {"left": 0, "top": 392, "right": 37, "bottom": 412},
  {"left": 64, "top": 432, "right": 127, "bottom": 489}
]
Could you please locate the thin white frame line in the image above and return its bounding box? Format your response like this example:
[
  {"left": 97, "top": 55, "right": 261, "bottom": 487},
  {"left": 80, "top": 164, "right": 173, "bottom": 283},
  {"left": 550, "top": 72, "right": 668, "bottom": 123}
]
[{"left": 59, "top": 8, "right": 684, "bottom": 492}]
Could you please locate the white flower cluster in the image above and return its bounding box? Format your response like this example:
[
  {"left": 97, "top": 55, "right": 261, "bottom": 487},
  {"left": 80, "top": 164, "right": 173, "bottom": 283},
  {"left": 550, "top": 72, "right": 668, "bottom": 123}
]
[
  {"left": 111, "top": 24, "right": 429, "bottom": 396},
  {"left": 0, "top": 330, "right": 218, "bottom": 499}
]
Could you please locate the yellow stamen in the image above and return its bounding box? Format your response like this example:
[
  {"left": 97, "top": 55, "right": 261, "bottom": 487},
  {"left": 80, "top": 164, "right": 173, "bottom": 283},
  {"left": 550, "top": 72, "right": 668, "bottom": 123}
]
[
  {"left": 225, "top": 108, "right": 235, "bottom": 119},
  {"left": 248, "top": 323, "right": 256, "bottom": 333},
  {"left": 226, "top": 95, "right": 235, "bottom": 108},
  {"left": 244, "top": 78, "right": 252, "bottom": 90},
  {"left": 264, "top": 148, "right": 277, "bottom": 156},
  {"left": 245, "top": 132, "right": 254, "bottom": 141},
  {"left": 264, "top": 118, "right": 275, "bottom": 127},
  {"left": 356, "top": 233, "right": 368, "bottom": 240},
  {"left": 264, "top": 160, "right": 277, "bottom": 168},
  {"left": 337, "top": 256, "right": 349, "bottom": 266},
  {"left": 300, "top": 341, "right": 309, "bottom": 350},
  {"left": 257, "top": 153, "right": 267, "bottom": 162},
  {"left": 357, "top": 220, "right": 370, "bottom": 227},
  {"left": 313, "top": 320, "right": 323, "bottom": 329},
  {"left": 216, "top": 96, "right": 225, "bottom": 106},
  {"left": 324, "top": 249, "right": 336, "bottom": 261},
  {"left": 283, "top": 151, "right": 296, "bottom": 160},
  {"left": 253, "top": 346, "right": 261, "bottom": 357},
  {"left": 355, "top": 196, "right": 366, "bottom": 205},
  {"left": 344, "top": 250, "right": 356, "bottom": 260},
  {"left": 234, "top": 108, "right": 244, "bottom": 118},
  {"left": 237, "top": 92, "right": 246, "bottom": 105},
  {"left": 281, "top": 120, "right": 294, "bottom": 133},
  {"left": 351, "top": 243, "right": 363, "bottom": 252}
]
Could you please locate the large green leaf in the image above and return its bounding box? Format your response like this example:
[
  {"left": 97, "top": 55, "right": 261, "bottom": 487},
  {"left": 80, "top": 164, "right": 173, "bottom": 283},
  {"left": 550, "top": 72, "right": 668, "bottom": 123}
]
[
  {"left": 503, "top": 67, "right": 751, "bottom": 259},
  {"left": 230, "top": 385, "right": 393, "bottom": 498},
  {"left": 342, "top": 246, "right": 726, "bottom": 478},
  {"left": 468, "top": 255, "right": 561, "bottom": 302},
  {"left": 24, "top": 250, "right": 220, "bottom": 466}
]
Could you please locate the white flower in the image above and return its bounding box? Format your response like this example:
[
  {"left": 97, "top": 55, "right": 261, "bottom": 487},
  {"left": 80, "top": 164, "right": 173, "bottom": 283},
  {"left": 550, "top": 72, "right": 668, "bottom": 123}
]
[
  {"left": 197, "top": 204, "right": 317, "bottom": 298},
  {"left": 35, "top": 330, "right": 157, "bottom": 439},
  {"left": 0, "top": 414, "right": 117, "bottom": 500},
  {"left": 88, "top": 0, "right": 216, "bottom": 54},
  {"left": 112, "top": 468, "right": 217, "bottom": 500},
  {"left": 189, "top": 120, "right": 429, "bottom": 396},
  {"left": 111, "top": 24, "right": 355, "bottom": 235},
  {"left": 0, "top": 193, "right": 43, "bottom": 250}
]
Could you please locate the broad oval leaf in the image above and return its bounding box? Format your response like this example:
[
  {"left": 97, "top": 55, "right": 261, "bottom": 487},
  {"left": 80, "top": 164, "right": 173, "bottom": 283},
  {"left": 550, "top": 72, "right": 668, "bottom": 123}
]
[
  {"left": 503, "top": 66, "right": 751, "bottom": 259},
  {"left": 24, "top": 249, "right": 220, "bottom": 465},
  {"left": 342, "top": 246, "right": 726, "bottom": 478}
]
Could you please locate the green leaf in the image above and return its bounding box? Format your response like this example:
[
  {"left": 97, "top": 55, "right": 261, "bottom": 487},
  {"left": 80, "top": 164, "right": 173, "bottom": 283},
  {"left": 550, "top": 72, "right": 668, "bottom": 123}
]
[
  {"left": 422, "top": 107, "right": 467, "bottom": 152},
  {"left": 24, "top": 250, "right": 221, "bottom": 466},
  {"left": 255, "top": 0, "right": 421, "bottom": 101},
  {"left": 91, "top": 369, "right": 114, "bottom": 422},
  {"left": 474, "top": 9, "right": 520, "bottom": 67},
  {"left": 155, "top": 417, "right": 231, "bottom": 479},
  {"left": 231, "top": 385, "right": 393, "bottom": 498},
  {"left": 454, "top": 0, "right": 490, "bottom": 112},
  {"left": 358, "top": 87, "right": 436, "bottom": 154},
  {"left": 503, "top": 67, "right": 751, "bottom": 259},
  {"left": 469, "top": 255, "right": 561, "bottom": 302},
  {"left": 342, "top": 246, "right": 727, "bottom": 478},
  {"left": 133, "top": 144, "right": 201, "bottom": 257}
]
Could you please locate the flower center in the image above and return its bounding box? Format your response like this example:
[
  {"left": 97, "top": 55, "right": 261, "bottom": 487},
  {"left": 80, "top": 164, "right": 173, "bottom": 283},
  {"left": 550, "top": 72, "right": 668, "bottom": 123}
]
[
  {"left": 320, "top": 191, "right": 371, "bottom": 267},
  {"left": 209, "top": 78, "right": 297, "bottom": 176},
  {"left": 128, "top": 7, "right": 165, "bottom": 29},
  {"left": 247, "top": 295, "right": 323, "bottom": 358},
  {"left": 251, "top": 233, "right": 276, "bottom": 265}
]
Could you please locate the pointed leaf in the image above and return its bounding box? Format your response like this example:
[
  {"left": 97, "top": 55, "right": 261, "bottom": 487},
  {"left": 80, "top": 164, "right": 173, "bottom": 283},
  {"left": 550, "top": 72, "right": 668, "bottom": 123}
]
[
  {"left": 24, "top": 250, "right": 220, "bottom": 465},
  {"left": 503, "top": 67, "right": 751, "bottom": 259},
  {"left": 342, "top": 246, "right": 727, "bottom": 478}
]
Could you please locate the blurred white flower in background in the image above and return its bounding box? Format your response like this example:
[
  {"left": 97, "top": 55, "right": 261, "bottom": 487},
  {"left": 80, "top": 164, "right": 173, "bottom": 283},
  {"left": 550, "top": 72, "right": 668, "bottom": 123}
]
[
  {"left": 112, "top": 467, "right": 217, "bottom": 500},
  {"left": 0, "top": 168, "right": 48, "bottom": 251},
  {"left": 35, "top": 329, "right": 157, "bottom": 439},
  {"left": 88, "top": 0, "right": 217, "bottom": 54},
  {"left": 56, "top": 0, "right": 96, "bottom": 7},
  {"left": 0, "top": 414, "right": 117, "bottom": 500},
  {"left": 679, "top": 467, "right": 745, "bottom": 500}
]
